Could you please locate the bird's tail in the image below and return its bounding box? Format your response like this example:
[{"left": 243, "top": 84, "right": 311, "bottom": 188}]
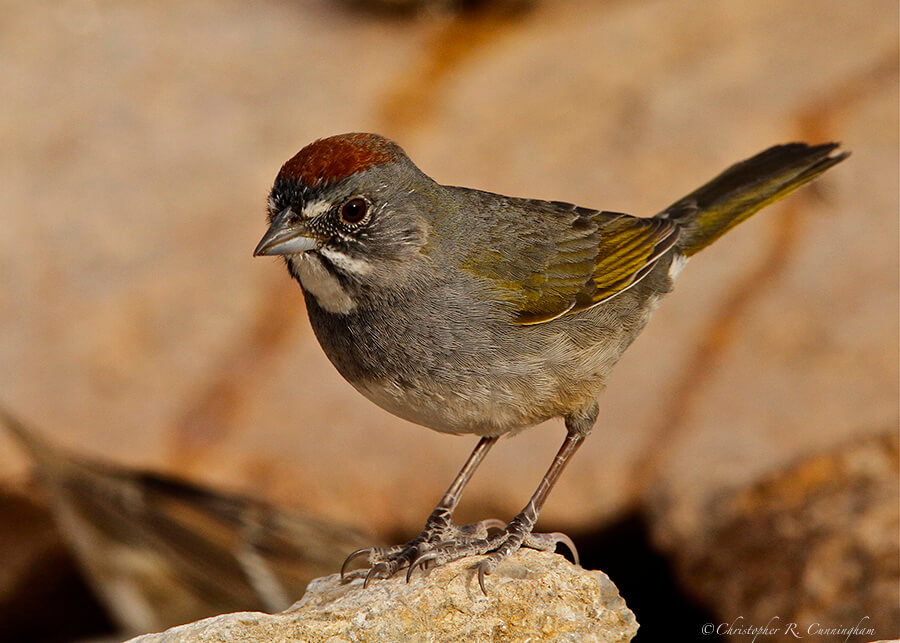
[{"left": 660, "top": 142, "right": 848, "bottom": 257}]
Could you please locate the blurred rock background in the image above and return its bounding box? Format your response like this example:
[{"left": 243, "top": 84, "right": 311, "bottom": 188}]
[{"left": 0, "top": 0, "right": 896, "bottom": 641}]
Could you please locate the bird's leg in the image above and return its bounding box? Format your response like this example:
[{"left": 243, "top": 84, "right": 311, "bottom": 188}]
[
  {"left": 341, "top": 436, "right": 500, "bottom": 584},
  {"left": 405, "top": 406, "right": 596, "bottom": 593},
  {"left": 418, "top": 435, "right": 500, "bottom": 537},
  {"left": 471, "top": 428, "right": 586, "bottom": 592}
]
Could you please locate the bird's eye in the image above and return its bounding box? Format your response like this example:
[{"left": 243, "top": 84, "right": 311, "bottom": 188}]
[{"left": 339, "top": 197, "right": 368, "bottom": 225}]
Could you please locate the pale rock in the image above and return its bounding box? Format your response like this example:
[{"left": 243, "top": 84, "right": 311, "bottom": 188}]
[{"left": 128, "top": 550, "right": 638, "bottom": 643}]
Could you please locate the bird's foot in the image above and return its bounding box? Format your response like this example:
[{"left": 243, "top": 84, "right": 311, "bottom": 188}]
[
  {"left": 406, "top": 513, "right": 579, "bottom": 594},
  {"left": 344, "top": 509, "right": 578, "bottom": 595},
  {"left": 340, "top": 509, "right": 506, "bottom": 587}
]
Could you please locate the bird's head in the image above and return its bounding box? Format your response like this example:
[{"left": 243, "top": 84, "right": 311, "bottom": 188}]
[{"left": 255, "top": 133, "right": 438, "bottom": 311}]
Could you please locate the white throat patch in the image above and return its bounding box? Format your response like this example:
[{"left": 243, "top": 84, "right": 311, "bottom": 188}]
[{"left": 293, "top": 253, "right": 356, "bottom": 314}]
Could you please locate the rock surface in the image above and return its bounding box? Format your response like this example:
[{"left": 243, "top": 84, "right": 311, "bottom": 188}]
[
  {"left": 650, "top": 431, "right": 899, "bottom": 642},
  {"left": 127, "top": 550, "right": 637, "bottom": 643}
]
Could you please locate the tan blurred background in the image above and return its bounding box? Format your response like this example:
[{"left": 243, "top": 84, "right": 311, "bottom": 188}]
[{"left": 1, "top": 0, "right": 897, "bottom": 640}]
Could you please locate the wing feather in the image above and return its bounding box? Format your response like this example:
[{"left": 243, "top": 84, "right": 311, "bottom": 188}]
[
  {"left": 458, "top": 195, "right": 679, "bottom": 325},
  {"left": 518, "top": 215, "right": 678, "bottom": 324},
  {"left": 455, "top": 191, "right": 679, "bottom": 325}
]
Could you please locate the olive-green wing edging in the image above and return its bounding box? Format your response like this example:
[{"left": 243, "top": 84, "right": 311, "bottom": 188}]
[{"left": 514, "top": 216, "right": 680, "bottom": 325}]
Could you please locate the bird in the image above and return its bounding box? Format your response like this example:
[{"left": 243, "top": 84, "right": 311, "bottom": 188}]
[{"left": 253, "top": 133, "right": 847, "bottom": 593}]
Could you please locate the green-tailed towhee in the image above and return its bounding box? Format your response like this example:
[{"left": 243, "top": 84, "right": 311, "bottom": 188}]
[{"left": 254, "top": 133, "right": 847, "bottom": 592}]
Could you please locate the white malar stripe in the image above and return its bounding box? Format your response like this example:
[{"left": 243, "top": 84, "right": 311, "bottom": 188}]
[
  {"left": 318, "top": 247, "right": 373, "bottom": 276},
  {"left": 668, "top": 254, "right": 689, "bottom": 280},
  {"left": 301, "top": 199, "right": 332, "bottom": 219},
  {"left": 294, "top": 253, "right": 356, "bottom": 314}
]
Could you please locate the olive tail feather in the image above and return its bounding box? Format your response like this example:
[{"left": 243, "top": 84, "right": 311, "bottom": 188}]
[{"left": 660, "top": 142, "right": 849, "bottom": 257}]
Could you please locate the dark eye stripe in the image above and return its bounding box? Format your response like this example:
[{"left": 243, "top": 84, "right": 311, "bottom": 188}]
[{"left": 310, "top": 248, "right": 347, "bottom": 282}]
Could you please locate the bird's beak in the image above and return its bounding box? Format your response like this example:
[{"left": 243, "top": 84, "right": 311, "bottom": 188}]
[{"left": 253, "top": 207, "right": 317, "bottom": 256}]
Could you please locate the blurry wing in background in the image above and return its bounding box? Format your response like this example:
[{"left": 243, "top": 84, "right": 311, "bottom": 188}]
[{"left": 0, "top": 406, "right": 374, "bottom": 636}]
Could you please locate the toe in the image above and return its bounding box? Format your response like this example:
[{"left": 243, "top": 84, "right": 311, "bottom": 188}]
[{"left": 523, "top": 531, "right": 580, "bottom": 565}]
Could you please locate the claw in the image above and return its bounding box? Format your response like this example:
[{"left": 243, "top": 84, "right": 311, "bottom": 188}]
[
  {"left": 406, "top": 552, "right": 437, "bottom": 583},
  {"left": 551, "top": 532, "right": 579, "bottom": 566},
  {"left": 364, "top": 562, "right": 388, "bottom": 589},
  {"left": 480, "top": 518, "right": 506, "bottom": 533},
  {"left": 522, "top": 530, "right": 580, "bottom": 566},
  {"left": 477, "top": 559, "right": 489, "bottom": 596},
  {"left": 341, "top": 547, "right": 373, "bottom": 580}
]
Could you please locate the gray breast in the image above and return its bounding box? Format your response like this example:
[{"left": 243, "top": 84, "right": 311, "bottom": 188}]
[{"left": 300, "top": 253, "right": 676, "bottom": 436}]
